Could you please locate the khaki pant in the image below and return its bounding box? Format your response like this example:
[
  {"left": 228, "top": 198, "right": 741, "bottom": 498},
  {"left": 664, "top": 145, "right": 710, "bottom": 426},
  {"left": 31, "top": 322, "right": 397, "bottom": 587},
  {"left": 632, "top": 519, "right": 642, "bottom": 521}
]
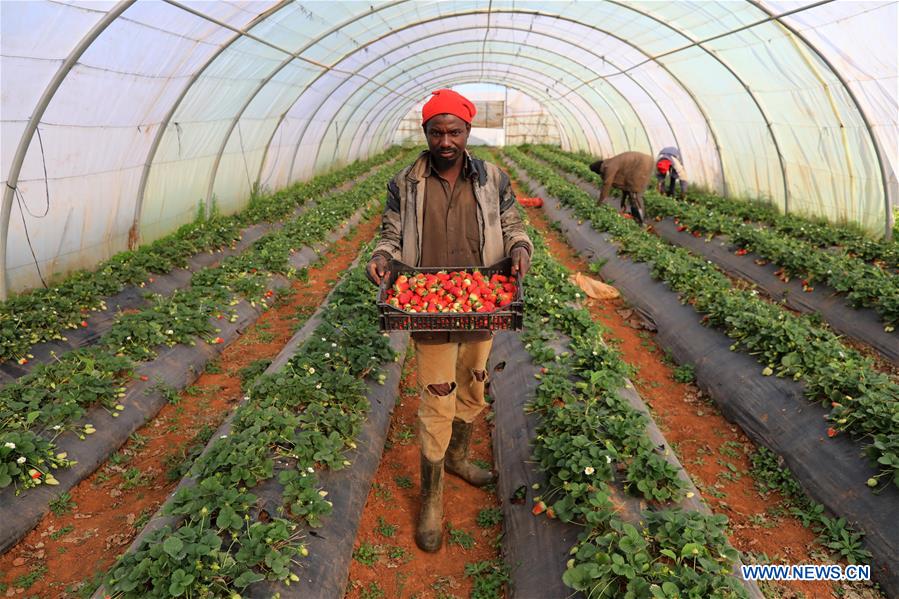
[{"left": 415, "top": 338, "right": 493, "bottom": 461}]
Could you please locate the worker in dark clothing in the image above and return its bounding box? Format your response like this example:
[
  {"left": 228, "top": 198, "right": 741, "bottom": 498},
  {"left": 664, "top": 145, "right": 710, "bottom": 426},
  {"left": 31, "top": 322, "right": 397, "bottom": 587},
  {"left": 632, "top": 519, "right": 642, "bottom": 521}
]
[
  {"left": 589, "top": 151, "right": 654, "bottom": 225},
  {"left": 655, "top": 146, "right": 688, "bottom": 198}
]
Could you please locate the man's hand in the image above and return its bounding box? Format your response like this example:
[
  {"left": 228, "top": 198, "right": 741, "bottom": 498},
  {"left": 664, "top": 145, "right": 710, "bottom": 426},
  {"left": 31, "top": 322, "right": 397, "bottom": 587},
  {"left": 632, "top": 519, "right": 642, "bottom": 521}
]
[
  {"left": 366, "top": 254, "right": 389, "bottom": 286},
  {"left": 510, "top": 246, "right": 530, "bottom": 280}
]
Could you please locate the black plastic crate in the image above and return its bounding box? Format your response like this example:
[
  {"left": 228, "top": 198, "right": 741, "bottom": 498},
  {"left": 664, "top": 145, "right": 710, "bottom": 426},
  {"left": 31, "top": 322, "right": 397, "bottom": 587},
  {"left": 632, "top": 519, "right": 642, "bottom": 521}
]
[{"left": 377, "top": 258, "right": 524, "bottom": 332}]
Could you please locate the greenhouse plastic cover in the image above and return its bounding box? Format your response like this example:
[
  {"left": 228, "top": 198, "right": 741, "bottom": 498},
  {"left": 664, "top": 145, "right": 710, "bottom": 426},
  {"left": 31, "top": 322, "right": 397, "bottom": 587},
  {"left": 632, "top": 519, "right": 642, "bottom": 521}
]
[{"left": 1, "top": 0, "right": 896, "bottom": 297}]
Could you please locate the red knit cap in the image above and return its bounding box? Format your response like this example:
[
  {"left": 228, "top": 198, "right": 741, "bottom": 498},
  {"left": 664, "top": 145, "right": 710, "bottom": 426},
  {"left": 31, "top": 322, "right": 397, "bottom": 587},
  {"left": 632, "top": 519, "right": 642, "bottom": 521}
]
[{"left": 421, "top": 89, "right": 477, "bottom": 125}]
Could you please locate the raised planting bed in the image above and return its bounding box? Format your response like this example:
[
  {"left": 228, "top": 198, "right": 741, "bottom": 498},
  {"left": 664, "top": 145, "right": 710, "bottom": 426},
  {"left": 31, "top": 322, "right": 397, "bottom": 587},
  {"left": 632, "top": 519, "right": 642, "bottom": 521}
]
[
  {"left": 95, "top": 249, "right": 410, "bottom": 597},
  {"left": 504, "top": 151, "right": 899, "bottom": 596},
  {"left": 490, "top": 228, "right": 762, "bottom": 598},
  {"left": 526, "top": 145, "right": 898, "bottom": 362},
  {"left": 0, "top": 150, "right": 420, "bottom": 550}
]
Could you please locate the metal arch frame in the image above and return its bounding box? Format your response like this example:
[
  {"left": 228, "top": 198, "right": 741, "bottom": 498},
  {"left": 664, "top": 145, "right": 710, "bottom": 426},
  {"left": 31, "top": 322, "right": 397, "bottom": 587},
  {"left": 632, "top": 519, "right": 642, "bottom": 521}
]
[
  {"left": 327, "top": 36, "right": 655, "bottom": 161},
  {"left": 361, "top": 71, "right": 583, "bottom": 153},
  {"left": 251, "top": 0, "right": 411, "bottom": 188},
  {"left": 602, "top": 0, "right": 791, "bottom": 211},
  {"left": 361, "top": 71, "right": 582, "bottom": 155},
  {"left": 202, "top": 52, "right": 308, "bottom": 211},
  {"left": 747, "top": 0, "right": 893, "bottom": 239},
  {"left": 291, "top": 10, "right": 681, "bottom": 183},
  {"left": 336, "top": 25, "right": 681, "bottom": 163},
  {"left": 323, "top": 48, "right": 644, "bottom": 171},
  {"left": 346, "top": 58, "right": 624, "bottom": 162},
  {"left": 152, "top": 0, "right": 421, "bottom": 215},
  {"left": 198, "top": 0, "right": 413, "bottom": 210},
  {"left": 273, "top": 10, "right": 722, "bottom": 191},
  {"left": 347, "top": 66, "right": 599, "bottom": 161},
  {"left": 332, "top": 11, "right": 724, "bottom": 189},
  {"left": 335, "top": 52, "right": 609, "bottom": 160},
  {"left": 0, "top": 0, "right": 136, "bottom": 299},
  {"left": 282, "top": 36, "right": 616, "bottom": 182},
  {"left": 131, "top": 0, "right": 292, "bottom": 249},
  {"left": 275, "top": 7, "right": 615, "bottom": 185},
  {"left": 341, "top": 24, "right": 684, "bottom": 164}
]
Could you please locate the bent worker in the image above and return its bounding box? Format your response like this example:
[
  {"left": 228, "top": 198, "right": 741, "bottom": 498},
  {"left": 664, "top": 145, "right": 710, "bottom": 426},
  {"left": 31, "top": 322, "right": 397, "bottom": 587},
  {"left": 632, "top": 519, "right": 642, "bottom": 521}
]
[
  {"left": 365, "top": 89, "right": 533, "bottom": 552},
  {"left": 589, "top": 151, "right": 654, "bottom": 225},
  {"left": 655, "top": 146, "right": 688, "bottom": 198}
]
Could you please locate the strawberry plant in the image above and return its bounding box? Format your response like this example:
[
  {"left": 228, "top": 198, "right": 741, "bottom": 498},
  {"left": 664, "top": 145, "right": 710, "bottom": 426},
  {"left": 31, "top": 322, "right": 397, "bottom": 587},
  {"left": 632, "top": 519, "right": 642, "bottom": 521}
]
[
  {"left": 0, "top": 430, "right": 75, "bottom": 493},
  {"left": 0, "top": 347, "right": 132, "bottom": 433}
]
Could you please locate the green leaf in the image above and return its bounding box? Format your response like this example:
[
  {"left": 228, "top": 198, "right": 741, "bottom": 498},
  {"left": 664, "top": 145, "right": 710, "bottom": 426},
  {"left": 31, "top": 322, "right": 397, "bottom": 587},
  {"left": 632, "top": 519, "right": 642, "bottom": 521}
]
[
  {"left": 162, "top": 536, "right": 184, "bottom": 558},
  {"left": 680, "top": 542, "right": 704, "bottom": 558},
  {"left": 234, "top": 570, "right": 265, "bottom": 587}
]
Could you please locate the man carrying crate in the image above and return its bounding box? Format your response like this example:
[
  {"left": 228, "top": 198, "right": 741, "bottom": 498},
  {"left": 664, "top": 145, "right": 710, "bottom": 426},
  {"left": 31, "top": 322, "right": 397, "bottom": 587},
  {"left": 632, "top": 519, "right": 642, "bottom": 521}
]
[{"left": 366, "top": 89, "right": 533, "bottom": 552}]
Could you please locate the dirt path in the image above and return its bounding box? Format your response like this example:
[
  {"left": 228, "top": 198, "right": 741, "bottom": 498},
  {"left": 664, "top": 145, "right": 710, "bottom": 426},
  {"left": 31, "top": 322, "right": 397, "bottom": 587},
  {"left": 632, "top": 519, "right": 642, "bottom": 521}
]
[
  {"left": 346, "top": 352, "right": 502, "bottom": 599},
  {"left": 0, "top": 217, "right": 382, "bottom": 598}
]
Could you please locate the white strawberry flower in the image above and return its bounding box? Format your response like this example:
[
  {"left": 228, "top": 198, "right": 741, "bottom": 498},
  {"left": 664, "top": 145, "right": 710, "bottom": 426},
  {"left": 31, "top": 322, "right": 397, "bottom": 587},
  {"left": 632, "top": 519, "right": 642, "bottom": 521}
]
[
  {"left": 584, "top": 466, "right": 595, "bottom": 475},
  {"left": 17, "top": 456, "right": 26, "bottom": 464},
  {"left": 4, "top": 442, "right": 16, "bottom": 449}
]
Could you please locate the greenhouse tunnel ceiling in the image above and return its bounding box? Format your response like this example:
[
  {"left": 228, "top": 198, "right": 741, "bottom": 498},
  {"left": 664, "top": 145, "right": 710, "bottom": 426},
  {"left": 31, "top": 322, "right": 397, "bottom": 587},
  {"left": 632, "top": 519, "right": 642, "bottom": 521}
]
[{"left": 1, "top": 0, "right": 896, "bottom": 298}]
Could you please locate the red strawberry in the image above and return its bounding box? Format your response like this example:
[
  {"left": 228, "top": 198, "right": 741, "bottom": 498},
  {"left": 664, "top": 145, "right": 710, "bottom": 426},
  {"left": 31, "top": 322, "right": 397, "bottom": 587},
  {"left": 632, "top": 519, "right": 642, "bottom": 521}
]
[
  {"left": 826, "top": 427, "right": 838, "bottom": 438},
  {"left": 81, "top": 320, "right": 88, "bottom": 327},
  {"left": 532, "top": 501, "right": 547, "bottom": 516}
]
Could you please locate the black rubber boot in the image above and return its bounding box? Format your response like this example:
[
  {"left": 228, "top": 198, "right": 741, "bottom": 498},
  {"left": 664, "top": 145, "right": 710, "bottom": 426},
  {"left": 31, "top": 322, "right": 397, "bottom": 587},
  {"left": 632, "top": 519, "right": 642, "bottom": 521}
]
[
  {"left": 415, "top": 454, "right": 444, "bottom": 552},
  {"left": 445, "top": 419, "right": 496, "bottom": 487}
]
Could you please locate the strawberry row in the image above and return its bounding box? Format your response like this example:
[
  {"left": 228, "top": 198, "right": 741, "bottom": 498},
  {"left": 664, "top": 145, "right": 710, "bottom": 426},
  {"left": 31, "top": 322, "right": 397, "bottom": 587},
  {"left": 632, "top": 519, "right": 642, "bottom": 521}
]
[
  {"left": 512, "top": 221, "right": 749, "bottom": 597},
  {"left": 504, "top": 146, "right": 899, "bottom": 488},
  {"left": 0, "top": 146, "right": 404, "bottom": 365},
  {"left": 0, "top": 150, "right": 418, "bottom": 497},
  {"left": 529, "top": 145, "right": 897, "bottom": 363},
  {"left": 552, "top": 145, "right": 898, "bottom": 270},
  {"left": 102, "top": 247, "right": 400, "bottom": 597},
  {"left": 529, "top": 145, "right": 899, "bottom": 328}
]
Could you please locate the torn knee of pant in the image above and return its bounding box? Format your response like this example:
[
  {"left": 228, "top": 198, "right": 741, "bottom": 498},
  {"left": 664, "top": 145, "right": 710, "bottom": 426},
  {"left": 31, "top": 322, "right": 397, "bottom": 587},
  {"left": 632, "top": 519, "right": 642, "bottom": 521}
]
[
  {"left": 426, "top": 382, "right": 455, "bottom": 396},
  {"left": 471, "top": 369, "right": 487, "bottom": 383}
]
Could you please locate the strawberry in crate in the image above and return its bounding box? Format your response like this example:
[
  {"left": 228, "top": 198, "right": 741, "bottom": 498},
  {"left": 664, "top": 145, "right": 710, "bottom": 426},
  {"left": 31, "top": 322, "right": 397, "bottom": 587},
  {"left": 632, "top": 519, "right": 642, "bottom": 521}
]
[{"left": 384, "top": 270, "right": 518, "bottom": 314}]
